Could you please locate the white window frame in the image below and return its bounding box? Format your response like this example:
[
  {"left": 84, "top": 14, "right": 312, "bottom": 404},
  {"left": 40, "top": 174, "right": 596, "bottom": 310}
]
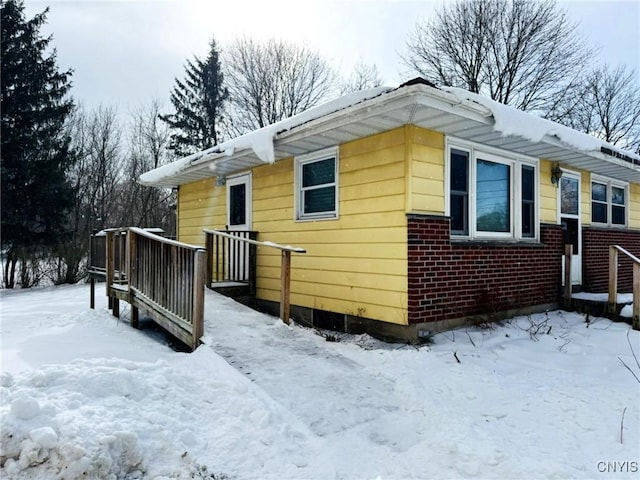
[
  {"left": 590, "top": 173, "right": 628, "bottom": 227},
  {"left": 445, "top": 138, "right": 539, "bottom": 241},
  {"left": 294, "top": 146, "right": 339, "bottom": 221}
]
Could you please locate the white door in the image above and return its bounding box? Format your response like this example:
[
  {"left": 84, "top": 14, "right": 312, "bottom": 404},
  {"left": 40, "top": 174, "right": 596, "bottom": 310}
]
[
  {"left": 226, "top": 174, "right": 251, "bottom": 281},
  {"left": 559, "top": 172, "right": 581, "bottom": 285}
]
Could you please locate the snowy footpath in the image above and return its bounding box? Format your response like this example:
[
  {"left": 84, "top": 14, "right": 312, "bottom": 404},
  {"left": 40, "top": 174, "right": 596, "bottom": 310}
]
[{"left": 1, "top": 284, "right": 639, "bottom": 479}]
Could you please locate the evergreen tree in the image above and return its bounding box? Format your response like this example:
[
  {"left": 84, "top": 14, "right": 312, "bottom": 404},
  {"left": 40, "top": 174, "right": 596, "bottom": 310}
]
[
  {"left": 160, "top": 38, "right": 227, "bottom": 156},
  {"left": 1, "top": 0, "right": 75, "bottom": 288}
]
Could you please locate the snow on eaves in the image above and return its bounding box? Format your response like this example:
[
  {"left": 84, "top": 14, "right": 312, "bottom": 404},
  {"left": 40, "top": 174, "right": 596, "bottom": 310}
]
[
  {"left": 138, "top": 86, "right": 392, "bottom": 186},
  {"left": 442, "top": 86, "right": 640, "bottom": 162}
]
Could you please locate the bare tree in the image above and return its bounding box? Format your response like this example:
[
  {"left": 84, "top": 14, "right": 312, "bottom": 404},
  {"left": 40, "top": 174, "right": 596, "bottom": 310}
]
[
  {"left": 224, "top": 37, "right": 335, "bottom": 133},
  {"left": 402, "top": 0, "right": 591, "bottom": 112},
  {"left": 47, "top": 105, "right": 124, "bottom": 284},
  {"left": 120, "top": 100, "right": 176, "bottom": 233},
  {"left": 549, "top": 65, "right": 640, "bottom": 152},
  {"left": 340, "top": 60, "right": 384, "bottom": 95}
]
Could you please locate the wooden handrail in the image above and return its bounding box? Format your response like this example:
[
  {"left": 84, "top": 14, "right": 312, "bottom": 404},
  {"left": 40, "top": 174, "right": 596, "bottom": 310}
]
[
  {"left": 204, "top": 228, "right": 306, "bottom": 324},
  {"left": 96, "top": 227, "right": 205, "bottom": 351},
  {"left": 609, "top": 245, "right": 639, "bottom": 330},
  {"left": 203, "top": 229, "right": 306, "bottom": 253}
]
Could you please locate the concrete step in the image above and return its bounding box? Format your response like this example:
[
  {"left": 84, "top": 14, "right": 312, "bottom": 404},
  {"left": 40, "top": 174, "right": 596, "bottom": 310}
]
[{"left": 568, "top": 292, "right": 634, "bottom": 324}]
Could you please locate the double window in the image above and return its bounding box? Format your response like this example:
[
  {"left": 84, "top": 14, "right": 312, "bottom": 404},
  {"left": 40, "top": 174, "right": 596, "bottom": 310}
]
[
  {"left": 591, "top": 175, "right": 627, "bottom": 226},
  {"left": 448, "top": 142, "right": 537, "bottom": 240},
  {"left": 295, "top": 147, "right": 338, "bottom": 220}
]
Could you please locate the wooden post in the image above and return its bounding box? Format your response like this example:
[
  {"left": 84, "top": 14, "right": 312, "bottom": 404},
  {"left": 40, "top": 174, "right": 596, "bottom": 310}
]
[
  {"left": 608, "top": 246, "right": 618, "bottom": 314},
  {"left": 90, "top": 277, "right": 95, "bottom": 309},
  {"left": 633, "top": 262, "right": 639, "bottom": 331},
  {"left": 106, "top": 231, "right": 114, "bottom": 310},
  {"left": 112, "top": 298, "right": 120, "bottom": 318},
  {"left": 280, "top": 250, "right": 291, "bottom": 325},
  {"left": 131, "top": 306, "right": 139, "bottom": 329},
  {"left": 249, "top": 232, "right": 257, "bottom": 296},
  {"left": 191, "top": 249, "right": 206, "bottom": 351},
  {"left": 563, "top": 244, "right": 572, "bottom": 307},
  {"left": 205, "top": 231, "right": 213, "bottom": 289}
]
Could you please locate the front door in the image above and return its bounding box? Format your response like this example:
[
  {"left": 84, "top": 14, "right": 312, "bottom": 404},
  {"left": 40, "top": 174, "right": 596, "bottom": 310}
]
[
  {"left": 559, "top": 171, "right": 581, "bottom": 285},
  {"left": 226, "top": 173, "right": 252, "bottom": 281}
]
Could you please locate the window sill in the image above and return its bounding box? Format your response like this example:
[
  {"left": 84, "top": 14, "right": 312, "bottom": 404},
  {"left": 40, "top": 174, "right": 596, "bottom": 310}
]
[
  {"left": 450, "top": 238, "right": 545, "bottom": 247},
  {"left": 295, "top": 215, "right": 339, "bottom": 223},
  {"left": 586, "top": 224, "right": 630, "bottom": 231}
]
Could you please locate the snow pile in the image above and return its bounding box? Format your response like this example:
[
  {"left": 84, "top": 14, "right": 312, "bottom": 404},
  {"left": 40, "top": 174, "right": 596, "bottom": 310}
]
[
  {"left": 139, "top": 86, "right": 391, "bottom": 185},
  {"left": 2, "top": 284, "right": 640, "bottom": 479}
]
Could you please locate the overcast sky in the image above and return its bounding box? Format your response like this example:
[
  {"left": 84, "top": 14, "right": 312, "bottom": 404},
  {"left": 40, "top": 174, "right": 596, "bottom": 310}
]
[{"left": 24, "top": 0, "right": 640, "bottom": 112}]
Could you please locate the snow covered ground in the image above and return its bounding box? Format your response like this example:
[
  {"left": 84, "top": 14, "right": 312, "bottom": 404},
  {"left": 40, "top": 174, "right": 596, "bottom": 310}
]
[{"left": 1, "top": 284, "right": 639, "bottom": 479}]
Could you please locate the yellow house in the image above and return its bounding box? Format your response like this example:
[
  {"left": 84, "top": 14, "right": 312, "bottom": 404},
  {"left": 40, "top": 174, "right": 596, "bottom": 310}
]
[{"left": 140, "top": 79, "right": 640, "bottom": 341}]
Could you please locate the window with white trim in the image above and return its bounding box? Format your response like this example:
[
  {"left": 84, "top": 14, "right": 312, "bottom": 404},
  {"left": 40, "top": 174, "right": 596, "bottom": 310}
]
[
  {"left": 447, "top": 142, "right": 538, "bottom": 240},
  {"left": 295, "top": 147, "right": 338, "bottom": 220},
  {"left": 591, "top": 175, "right": 627, "bottom": 226}
]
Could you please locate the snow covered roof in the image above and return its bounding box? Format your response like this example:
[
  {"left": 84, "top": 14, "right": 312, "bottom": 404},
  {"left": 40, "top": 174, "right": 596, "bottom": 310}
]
[{"left": 139, "top": 79, "right": 640, "bottom": 187}]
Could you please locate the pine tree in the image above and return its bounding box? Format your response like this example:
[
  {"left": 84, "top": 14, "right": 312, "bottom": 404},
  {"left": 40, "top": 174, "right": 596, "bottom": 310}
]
[
  {"left": 1, "top": 0, "right": 75, "bottom": 288},
  {"left": 160, "top": 38, "right": 227, "bottom": 157}
]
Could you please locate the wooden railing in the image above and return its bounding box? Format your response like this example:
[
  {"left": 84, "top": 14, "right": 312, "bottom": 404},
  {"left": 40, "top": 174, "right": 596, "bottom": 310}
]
[
  {"left": 205, "top": 230, "right": 258, "bottom": 293},
  {"left": 204, "top": 229, "right": 306, "bottom": 324},
  {"left": 127, "top": 227, "right": 205, "bottom": 349},
  {"left": 609, "top": 245, "right": 640, "bottom": 330},
  {"left": 90, "top": 227, "right": 205, "bottom": 351}
]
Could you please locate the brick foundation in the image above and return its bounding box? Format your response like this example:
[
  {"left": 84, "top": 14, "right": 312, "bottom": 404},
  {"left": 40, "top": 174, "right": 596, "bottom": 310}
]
[
  {"left": 407, "top": 215, "right": 564, "bottom": 324},
  {"left": 582, "top": 227, "right": 640, "bottom": 293}
]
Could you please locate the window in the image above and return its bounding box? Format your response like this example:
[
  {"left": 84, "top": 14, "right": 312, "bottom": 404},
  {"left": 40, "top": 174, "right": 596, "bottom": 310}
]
[
  {"left": 591, "top": 175, "right": 627, "bottom": 226},
  {"left": 447, "top": 141, "right": 538, "bottom": 240},
  {"left": 450, "top": 149, "right": 469, "bottom": 235},
  {"left": 295, "top": 147, "right": 338, "bottom": 220}
]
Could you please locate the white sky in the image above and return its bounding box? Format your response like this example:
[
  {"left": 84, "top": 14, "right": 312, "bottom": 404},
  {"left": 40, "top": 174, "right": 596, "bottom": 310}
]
[{"left": 24, "top": 0, "right": 640, "bottom": 112}]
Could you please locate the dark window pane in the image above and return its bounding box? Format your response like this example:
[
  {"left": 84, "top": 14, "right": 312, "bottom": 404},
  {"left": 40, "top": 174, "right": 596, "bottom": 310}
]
[
  {"left": 522, "top": 166, "right": 534, "bottom": 201},
  {"left": 562, "top": 217, "right": 579, "bottom": 254},
  {"left": 612, "top": 186, "right": 625, "bottom": 205},
  {"left": 451, "top": 193, "right": 468, "bottom": 234},
  {"left": 477, "top": 159, "right": 510, "bottom": 232},
  {"left": 561, "top": 177, "right": 579, "bottom": 215},
  {"left": 450, "top": 149, "right": 469, "bottom": 235},
  {"left": 591, "top": 182, "right": 606, "bottom": 202},
  {"left": 304, "top": 186, "right": 335, "bottom": 214},
  {"left": 303, "top": 158, "right": 335, "bottom": 187},
  {"left": 450, "top": 149, "right": 468, "bottom": 192},
  {"left": 592, "top": 202, "right": 607, "bottom": 223},
  {"left": 229, "top": 184, "right": 246, "bottom": 225},
  {"left": 612, "top": 205, "right": 626, "bottom": 225},
  {"left": 521, "top": 166, "right": 535, "bottom": 237},
  {"left": 522, "top": 203, "right": 534, "bottom": 237}
]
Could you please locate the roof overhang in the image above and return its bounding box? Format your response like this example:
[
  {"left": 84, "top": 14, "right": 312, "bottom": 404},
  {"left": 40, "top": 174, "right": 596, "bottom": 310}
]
[{"left": 140, "top": 82, "right": 640, "bottom": 187}]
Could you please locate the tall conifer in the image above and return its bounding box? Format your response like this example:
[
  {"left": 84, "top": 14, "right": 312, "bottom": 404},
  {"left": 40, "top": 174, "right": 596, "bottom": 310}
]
[
  {"left": 1, "top": 0, "right": 75, "bottom": 287},
  {"left": 160, "top": 39, "right": 227, "bottom": 156}
]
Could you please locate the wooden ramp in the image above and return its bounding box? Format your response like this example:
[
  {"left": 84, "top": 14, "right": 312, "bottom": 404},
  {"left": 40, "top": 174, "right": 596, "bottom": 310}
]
[{"left": 89, "top": 228, "right": 205, "bottom": 351}]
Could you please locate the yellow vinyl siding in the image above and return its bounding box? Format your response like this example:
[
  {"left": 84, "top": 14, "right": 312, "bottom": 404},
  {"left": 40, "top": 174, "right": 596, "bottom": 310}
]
[
  {"left": 252, "top": 128, "right": 408, "bottom": 325},
  {"left": 407, "top": 125, "right": 446, "bottom": 215},
  {"left": 178, "top": 178, "right": 225, "bottom": 246},
  {"left": 630, "top": 183, "right": 640, "bottom": 229},
  {"left": 539, "top": 160, "right": 557, "bottom": 224}
]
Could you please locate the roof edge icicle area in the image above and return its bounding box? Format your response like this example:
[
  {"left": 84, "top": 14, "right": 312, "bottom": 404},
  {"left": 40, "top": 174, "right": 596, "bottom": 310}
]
[{"left": 139, "top": 78, "right": 640, "bottom": 187}]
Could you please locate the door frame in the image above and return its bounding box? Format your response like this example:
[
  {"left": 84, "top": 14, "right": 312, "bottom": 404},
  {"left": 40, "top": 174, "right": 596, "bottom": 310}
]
[
  {"left": 557, "top": 168, "right": 582, "bottom": 285},
  {"left": 226, "top": 172, "right": 252, "bottom": 231}
]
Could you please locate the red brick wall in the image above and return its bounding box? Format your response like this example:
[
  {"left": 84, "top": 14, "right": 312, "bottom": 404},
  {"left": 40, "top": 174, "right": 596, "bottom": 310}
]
[
  {"left": 407, "top": 215, "right": 564, "bottom": 324},
  {"left": 582, "top": 227, "right": 640, "bottom": 293}
]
